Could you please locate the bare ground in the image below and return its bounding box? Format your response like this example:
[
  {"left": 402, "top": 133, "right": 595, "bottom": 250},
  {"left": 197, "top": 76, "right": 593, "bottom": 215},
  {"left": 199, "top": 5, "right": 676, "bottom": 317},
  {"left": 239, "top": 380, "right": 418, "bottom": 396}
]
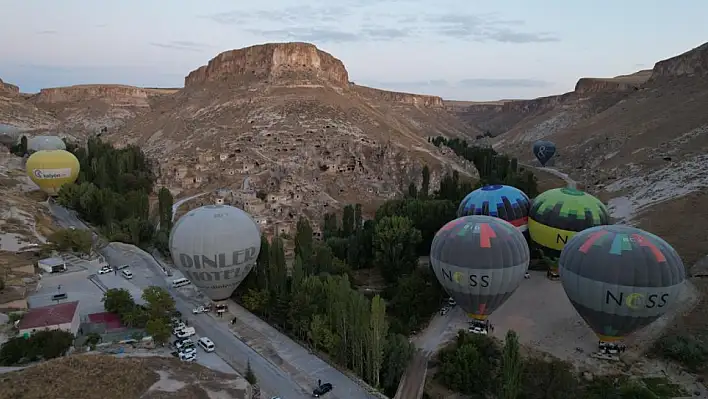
[{"left": 0, "top": 354, "right": 251, "bottom": 399}]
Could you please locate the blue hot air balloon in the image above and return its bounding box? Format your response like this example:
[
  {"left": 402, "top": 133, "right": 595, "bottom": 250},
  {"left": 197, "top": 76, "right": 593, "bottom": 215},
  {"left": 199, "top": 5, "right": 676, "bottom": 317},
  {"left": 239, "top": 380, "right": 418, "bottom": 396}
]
[
  {"left": 533, "top": 140, "right": 556, "bottom": 166},
  {"left": 457, "top": 185, "right": 531, "bottom": 232}
]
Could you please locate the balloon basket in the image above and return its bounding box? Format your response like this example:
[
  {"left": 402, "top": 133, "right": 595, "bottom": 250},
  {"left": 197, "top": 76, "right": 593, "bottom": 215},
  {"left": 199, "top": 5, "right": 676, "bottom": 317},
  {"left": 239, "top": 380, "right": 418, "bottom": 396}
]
[
  {"left": 546, "top": 270, "right": 560, "bottom": 281},
  {"left": 592, "top": 341, "right": 626, "bottom": 361},
  {"left": 467, "top": 320, "right": 491, "bottom": 335}
]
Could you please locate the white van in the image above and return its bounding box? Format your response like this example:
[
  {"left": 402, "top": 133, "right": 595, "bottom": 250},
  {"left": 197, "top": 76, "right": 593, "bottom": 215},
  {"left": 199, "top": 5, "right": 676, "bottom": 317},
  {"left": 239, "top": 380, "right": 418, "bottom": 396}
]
[
  {"left": 121, "top": 269, "right": 133, "bottom": 279},
  {"left": 198, "top": 337, "right": 215, "bottom": 352},
  {"left": 172, "top": 278, "right": 191, "bottom": 288}
]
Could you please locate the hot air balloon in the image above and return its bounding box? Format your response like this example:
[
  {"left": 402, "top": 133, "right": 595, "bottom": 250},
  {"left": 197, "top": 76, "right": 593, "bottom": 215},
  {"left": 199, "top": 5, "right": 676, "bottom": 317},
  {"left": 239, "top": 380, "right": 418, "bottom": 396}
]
[
  {"left": 457, "top": 185, "right": 531, "bottom": 232},
  {"left": 528, "top": 187, "right": 609, "bottom": 271},
  {"left": 431, "top": 215, "right": 530, "bottom": 328},
  {"left": 169, "top": 205, "right": 261, "bottom": 301},
  {"left": 559, "top": 225, "right": 686, "bottom": 343},
  {"left": 533, "top": 140, "right": 556, "bottom": 166},
  {"left": 28, "top": 135, "right": 66, "bottom": 153},
  {"left": 25, "top": 150, "right": 80, "bottom": 196}
]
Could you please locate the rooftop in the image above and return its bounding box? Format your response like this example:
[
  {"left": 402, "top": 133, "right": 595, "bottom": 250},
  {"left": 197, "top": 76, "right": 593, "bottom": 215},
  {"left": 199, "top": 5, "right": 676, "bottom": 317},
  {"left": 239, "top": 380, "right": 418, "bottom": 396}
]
[
  {"left": 18, "top": 301, "right": 79, "bottom": 330},
  {"left": 39, "top": 257, "right": 65, "bottom": 267}
]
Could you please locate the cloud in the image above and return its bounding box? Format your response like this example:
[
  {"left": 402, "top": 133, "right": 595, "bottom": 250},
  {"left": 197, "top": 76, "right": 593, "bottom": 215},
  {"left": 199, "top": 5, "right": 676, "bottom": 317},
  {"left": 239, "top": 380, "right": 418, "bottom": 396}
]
[
  {"left": 202, "top": 6, "right": 557, "bottom": 44},
  {"left": 149, "top": 41, "right": 211, "bottom": 52},
  {"left": 37, "top": 30, "right": 58, "bottom": 35},
  {"left": 425, "top": 13, "right": 559, "bottom": 43}
]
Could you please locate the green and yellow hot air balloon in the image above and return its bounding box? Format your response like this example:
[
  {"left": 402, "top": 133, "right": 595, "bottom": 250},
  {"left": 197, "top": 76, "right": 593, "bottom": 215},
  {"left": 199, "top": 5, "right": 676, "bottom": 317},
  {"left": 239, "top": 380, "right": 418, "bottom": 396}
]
[
  {"left": 528, "top": 187, "right": 610, "bottom": 271},
  {"left": 26, "top": 149, "right": 80, "bottom": 196}
]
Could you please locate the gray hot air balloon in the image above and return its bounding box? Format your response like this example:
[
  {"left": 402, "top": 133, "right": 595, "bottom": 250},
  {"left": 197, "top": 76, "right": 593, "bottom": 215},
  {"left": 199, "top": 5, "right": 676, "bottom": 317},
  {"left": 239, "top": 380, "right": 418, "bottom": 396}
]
[
  {"left": 28, "top": 135, "right": 66, "bottom": 153},
  {"left": 430, "top": 215, "right": 530, "bottom": 321},
  {"left": 169, "top": 205, "right": 261, "bottom": 301},
  {"left": 559, "top": 225, "right": 686, "bottom": 342}
]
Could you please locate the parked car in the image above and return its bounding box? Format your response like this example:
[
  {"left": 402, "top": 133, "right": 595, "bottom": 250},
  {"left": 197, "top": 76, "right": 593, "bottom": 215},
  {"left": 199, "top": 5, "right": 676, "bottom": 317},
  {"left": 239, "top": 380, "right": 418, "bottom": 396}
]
[
  {"left": 179, "top": 351, "right": 196, "bottom": 362},
  {"left": 98, "top": 266, "right": 112, "bottom": 275},
  {"left": 173, "top": 322, "right": 186, "bottom": 331},
  {"left": 312, "top": 382, "right": 333, "bottom": 397},
  {"left": 174, "top": 339, "right": 194, "bottom": 350},
  {"left": 179, "top": 346, "right": 197, "bottom": 356},
  {"left": 114, "top": 264, "right": 130, "bottom": 270},
  {"left": 192, "top": 306, "right": 207, "bottom": 314},
  {"left": 174, "top": 327, "right": 196, "bottom": 339}
]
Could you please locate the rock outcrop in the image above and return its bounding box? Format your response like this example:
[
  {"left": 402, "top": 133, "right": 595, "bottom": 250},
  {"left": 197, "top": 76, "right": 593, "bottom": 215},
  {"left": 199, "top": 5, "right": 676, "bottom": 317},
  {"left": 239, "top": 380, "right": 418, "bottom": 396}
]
[
  {"left": 0, "top": 78, "right": 20, "bottom": 94},
  {"left": 353, "top": 85, "right": 444, "bottom": 107},
  {"left": 185, "top": 42, "right": 350, "bottom": 88},
  {"left": 34, "top": 84, "right": 151, "bottom": 106},
  {"left": 650, "top": 42, "right": 708, "bottom": 80}
]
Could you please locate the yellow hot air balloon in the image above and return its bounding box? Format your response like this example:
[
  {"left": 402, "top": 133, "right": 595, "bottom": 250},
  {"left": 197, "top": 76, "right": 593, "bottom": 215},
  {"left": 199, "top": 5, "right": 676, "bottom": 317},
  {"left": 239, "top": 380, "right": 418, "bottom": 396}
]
[{"left": 26, "top": 150, "right": 80, "bottom": 196}]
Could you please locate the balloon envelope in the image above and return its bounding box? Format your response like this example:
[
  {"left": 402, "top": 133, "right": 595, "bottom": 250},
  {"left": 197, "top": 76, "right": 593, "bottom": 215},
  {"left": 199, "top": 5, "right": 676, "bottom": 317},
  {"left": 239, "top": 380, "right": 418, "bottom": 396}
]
[
  {"left": 169, "top": 205, "right": 261, "bottom": 301},
  {"left": 25, "top": 150, "right": 80, "bottom": 196},
  {"left": 533, "top": 140, "right": 556, "bottom": 166},
  {"left": 431, "top": 215, "right": 530, "bottom": 320},
  {"left": 528, "top": 187, "right": 610, "bottom": 262},
  {"left": 457, "top": 185, "right": 531, "bottom": 232},
  {"left": 559, "top": 225, "right": 686, "bottom": 341},
  {"left": 28, "top": 135, "right": 66, "bottom": 152}
]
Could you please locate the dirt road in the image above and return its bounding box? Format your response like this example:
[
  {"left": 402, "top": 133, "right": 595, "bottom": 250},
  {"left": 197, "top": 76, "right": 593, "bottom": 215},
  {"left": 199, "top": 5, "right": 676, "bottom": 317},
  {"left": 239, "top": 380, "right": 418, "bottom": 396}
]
[{"left": 393, "top": 350, "right": 428, "bottom": 399}]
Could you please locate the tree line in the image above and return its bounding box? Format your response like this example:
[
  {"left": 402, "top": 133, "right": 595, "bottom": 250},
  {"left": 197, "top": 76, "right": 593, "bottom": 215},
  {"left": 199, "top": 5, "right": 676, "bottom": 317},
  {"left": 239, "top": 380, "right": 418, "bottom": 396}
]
[
  {"left": 56, "top": 138, "right": 175, "bottom": 251},
  {"left": 434, "top": 330, "right": 683, "bottom": 399},
  {"left": 102, "top": 286, "right": 176, "bottom": 345}
]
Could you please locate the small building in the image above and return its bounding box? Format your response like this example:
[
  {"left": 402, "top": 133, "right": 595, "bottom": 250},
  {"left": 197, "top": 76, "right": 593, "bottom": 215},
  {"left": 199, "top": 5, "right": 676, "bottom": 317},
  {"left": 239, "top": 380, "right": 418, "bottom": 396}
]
[
  {"left": 18, "top": 301, "right": 80, "bottom": 337},
  {"left": 38, "top": 257, "right": 67, "bottom": 274}
]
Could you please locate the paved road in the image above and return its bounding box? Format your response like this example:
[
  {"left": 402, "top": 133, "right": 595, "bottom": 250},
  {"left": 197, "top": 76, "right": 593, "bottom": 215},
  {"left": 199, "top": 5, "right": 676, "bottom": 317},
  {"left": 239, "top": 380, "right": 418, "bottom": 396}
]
[
  {"left": 48, "top": 202, "right": 377, "bottom": 399},
  {"left": 521, "top": 163, "right": 577, "bottom": 188}
]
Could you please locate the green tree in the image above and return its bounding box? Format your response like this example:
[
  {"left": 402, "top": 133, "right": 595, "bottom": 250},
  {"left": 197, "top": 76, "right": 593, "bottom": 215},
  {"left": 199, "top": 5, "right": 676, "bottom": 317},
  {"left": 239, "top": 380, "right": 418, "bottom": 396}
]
[
  {"left": 145, "top": 318, "right": 172, "bottom": 344},
  {"left": 373, "top": 216, "right": 422, "bottom": 283},
  {"left": 323, "top": 213, "right": 338, "bottom": 240},
  {"left": 381, "top": 334, "right": 414, "bottom": 396},
  {"left": 47, "top": 228, "right": 93, "bottom": 254},
  {"left": 102, "top": 288, "right": 136, "bottom": 316},
  {"left": 19, "top": 135, "right": 27, "bottom": 155},
  {"left": 141, "top": 286, "right": 176, "bottom": 321},
  {"left": 353, "top": 203, "right": 363, "bottom": 232},
  {"left": 407, "top": 182, "right": 418, "bottom": 198},
  {"left": 341, "top": 205, "right": 355, "bottom": 237},
  {"left": 294, "top": 216, "right": 314, "bottom": 264},
  {"left": 421, "top": 165, "right": 430, "bottom": 198},
  {"left": 157, "top": 187, "right": 174, "bottom": 232},
  {"left": 500, "top": 330, "right": 523, "bottom": 399},
  {"left": 367, "top": 295, "right": 388, "bottom": 387}
]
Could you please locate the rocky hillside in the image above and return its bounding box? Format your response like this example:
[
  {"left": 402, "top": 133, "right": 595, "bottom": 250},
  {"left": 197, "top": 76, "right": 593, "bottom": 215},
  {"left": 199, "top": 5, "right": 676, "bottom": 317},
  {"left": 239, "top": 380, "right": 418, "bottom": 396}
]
[
  {"left": 112, "top": 42, "right": 479, "bottom": 226},
  {"left": 0, "top": 354, "right": 252, "bottom": 399},
  {"left": 0, "top": 78, "right": 57, "bottom": 130},
  {"left": 454, "top": 42, "right": 708, "bottom": 266}
]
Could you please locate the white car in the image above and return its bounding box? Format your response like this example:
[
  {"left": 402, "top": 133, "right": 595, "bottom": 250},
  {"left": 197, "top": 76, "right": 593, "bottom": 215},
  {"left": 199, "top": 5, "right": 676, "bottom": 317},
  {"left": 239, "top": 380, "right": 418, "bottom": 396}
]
[
  {"left": 173, "top": 322, "right": 186, "bottom": 331},
  {"left": 98, "top": 266, "right": 112, "bottom": 275},
  {"left": 179, "top": 351, "right": 196, "bottom": 362},
  {"left": 192, "top": 306, "right": 207, "bottom": 314},
  {"left": 175, "top": 327, "right": 196, "bottom": 339},
  {"left": 174, "top": 339, "right": 194, "bottom": 350},
  {"left": 180, "top": 346, "right": 197, "bottom": 356}
]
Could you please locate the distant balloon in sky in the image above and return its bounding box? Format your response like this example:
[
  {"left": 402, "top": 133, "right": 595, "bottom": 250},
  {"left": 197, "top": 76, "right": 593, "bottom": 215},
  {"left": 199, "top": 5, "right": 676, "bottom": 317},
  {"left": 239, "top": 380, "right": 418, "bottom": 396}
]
[
  {"left": 457, "top": 185, "right": 531, "bottom": 232},
  {"left": 28, "top": 135, "right": 66, "bottom": 153},
  {"left": 533, "top": 140, "right": 556, "bottom": 166},
  {"left": 528, "top": 187, "right": 610, "bottom": 269},
  {"left": 169, "top": 205, "right": 261, "bottom": 301},
  {"left": 559, "top": 225, "right": 686, "bottom": 342},
  {"left": 25, "top": 149, "right": 80, "bottom": 196},
  {"left": 430, "top": 215, "right": 530, "bottom": 321}
]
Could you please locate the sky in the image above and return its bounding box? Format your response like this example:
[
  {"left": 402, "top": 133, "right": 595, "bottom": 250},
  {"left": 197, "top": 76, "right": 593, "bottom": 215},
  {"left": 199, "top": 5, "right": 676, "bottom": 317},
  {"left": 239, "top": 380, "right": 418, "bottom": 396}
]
[{"left": 2, "top": 0, "right": 708, "bottom": 101}]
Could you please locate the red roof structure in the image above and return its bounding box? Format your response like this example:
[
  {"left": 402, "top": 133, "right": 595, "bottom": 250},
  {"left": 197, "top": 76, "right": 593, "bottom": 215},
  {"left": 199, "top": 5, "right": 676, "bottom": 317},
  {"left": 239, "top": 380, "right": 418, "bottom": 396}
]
[
  {"left": 17, "top": 301, "right": 79, "bottom": 330},
  {"left": 87, "top": 312, "right": 122, "bottom": 329}
]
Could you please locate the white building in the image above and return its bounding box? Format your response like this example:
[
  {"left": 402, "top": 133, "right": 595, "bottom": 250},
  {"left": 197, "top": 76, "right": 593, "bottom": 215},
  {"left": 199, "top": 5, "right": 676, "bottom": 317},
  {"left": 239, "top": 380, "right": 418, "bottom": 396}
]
[
  {"left": 38, "top": 257, "right": 67, "bottom": 273},
  {"left": 17, "top": 301, "right": 80, "bottom": 337}
]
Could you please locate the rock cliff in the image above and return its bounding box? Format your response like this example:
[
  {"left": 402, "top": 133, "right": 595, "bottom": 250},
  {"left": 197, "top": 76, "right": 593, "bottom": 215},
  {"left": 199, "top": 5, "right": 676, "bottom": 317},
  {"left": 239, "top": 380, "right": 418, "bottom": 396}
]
[
  {"left": 34, "top": 84, "right": 151, "bottom": 106},
  {"left": 650, "top": 42, "right": 708, "bottom": 80},
  {"left": 353, "top": 85, "right": 444, "bottom": 107},
  {"left": 0, "top": 78, "right": 20, "bottom": 94},
  {"left": 185, "top": 42, "right": 350, "bottom": 88}
]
